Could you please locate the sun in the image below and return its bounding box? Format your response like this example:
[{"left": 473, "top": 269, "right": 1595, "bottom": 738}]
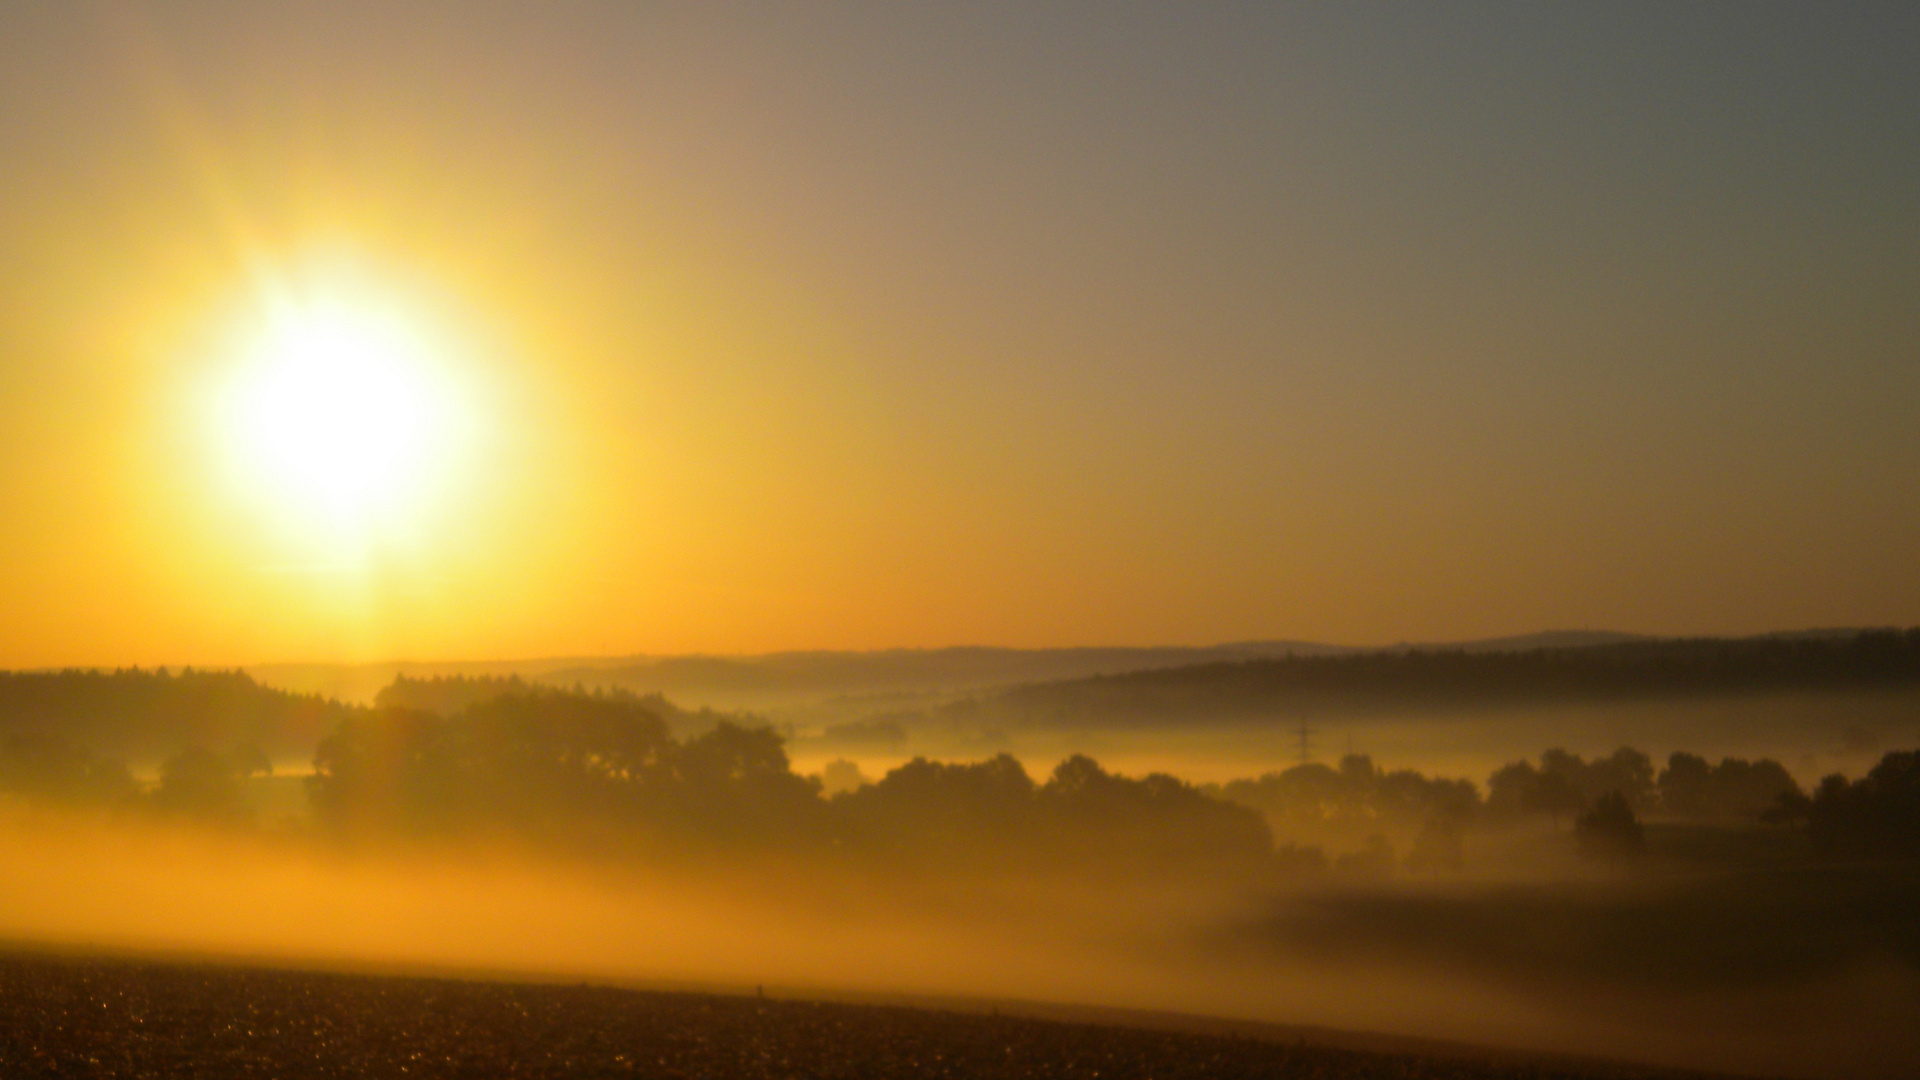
[{"left": 221, "top": 292, "right": 469, "bottom": 532}]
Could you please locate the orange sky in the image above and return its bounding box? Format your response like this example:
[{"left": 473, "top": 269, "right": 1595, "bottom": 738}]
[{"left": 0, "top": 4, "right": 1916, "bottom": 667}]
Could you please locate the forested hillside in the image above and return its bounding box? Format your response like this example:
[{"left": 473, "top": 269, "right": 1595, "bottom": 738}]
[
  {"left": 0, "top": 668, "right": 358, "bottom": 760},
  {"left": 987, "top": 629, "right": 1920, "bottom": 725}
]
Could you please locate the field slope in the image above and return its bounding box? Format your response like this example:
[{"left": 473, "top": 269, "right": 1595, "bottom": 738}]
[{"left": 0, "top": 950, "right": 1749, "bottom": 1080}]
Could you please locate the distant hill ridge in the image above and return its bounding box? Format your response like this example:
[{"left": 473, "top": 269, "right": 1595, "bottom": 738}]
[
  {"left": 4, "top": 628, "right": 1911, "bottom": 760},
  {"left": 246, "top": 628, "right": 1888, "bottom": 708},
  {"left": 986, "top": 627, "right": 1920, "bottom": 725}
]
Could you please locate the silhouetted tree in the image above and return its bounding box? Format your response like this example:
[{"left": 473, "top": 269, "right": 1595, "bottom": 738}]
[
  {"left": 1042, "top": 755, "right": 1275, "bottom": 879},
  {"left": 672, "top": 721, "right": 824, "bottom": 843},
  {"left": 1656, "top": 752, "right": 1802, "bottom": 820},
  {"left": 308, "top": 708, "right": 447, "bottom": 835},
  {"left": 1658, "top": 752, "right": 1714, "bottom": 818},
  {"left": 1487, "top": 747, "right": 1662, "bottom": 824},
  {"left": 1526, "top": 749, "right": 1587, "bottom": 824},
  {"left": 1709, "top": 757, "right": 1802, "bottom": 820},
  {"left": 1575, "top": 791, "right": 1645, "bottom": 861},
  {"left": 1762, "top": 787, "right": 1813, "bottom": 826},
  {"left": 0, "top": 732, "right": 134, "bottom": 806},
  {"left": 1486, "top": 759, "right": 1542, "bottom": 818},
  {"left": 1214, "top": 755, "right": 1477, "bottom": 868},
  {"left": 151, "top": 746, "right": 250, "bottom": 825},
  {"left": 1582, "top": 747, "right": 1655, "bottom": 812},
  {"left": 1808, "top": 749, "right": 1920, "bottom": 858},
  {"left": 834, "top": 754, "right": 1037, "bottom": 861}
]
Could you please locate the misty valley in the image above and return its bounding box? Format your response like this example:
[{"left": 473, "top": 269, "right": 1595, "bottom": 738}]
[{"left": 2, "top": 631, "right": 1918, "bottom": 1078}]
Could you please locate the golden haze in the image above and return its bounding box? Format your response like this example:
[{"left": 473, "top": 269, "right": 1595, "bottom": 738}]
[{"left": 0, "top": 4, "right": 1914, "bottom": 667}]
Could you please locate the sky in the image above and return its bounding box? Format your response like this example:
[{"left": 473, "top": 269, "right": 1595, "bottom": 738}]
[{"left": 0, "top": 2, "right": 1915, "bottom": 667}]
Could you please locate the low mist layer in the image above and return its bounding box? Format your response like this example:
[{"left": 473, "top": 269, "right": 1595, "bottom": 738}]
[
  {"left": 3, "top": 801, "right": 1917, "bottom": 1080},
  {"left": 3, "top": 662, "right": 1919, "bottom": 1078}
]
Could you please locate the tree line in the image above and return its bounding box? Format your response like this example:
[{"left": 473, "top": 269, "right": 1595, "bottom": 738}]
[
  {"left": 0, "top": 734, "right": 271, "bottom": 825},
  {"left": 1, "top": 678, "right": 1916, "bottom": 875},
  {"left": 0, "top": 668, "right": 356, "bottom": 759},
  {"left": 375, "top": 673, "right": 764, "bottom": 736},
  {"left": 1208, "top": 746, "right": 1810, "bottom": 868},
  {"left": 308, "top": 689, "right": 1278, "bottom": 881}
]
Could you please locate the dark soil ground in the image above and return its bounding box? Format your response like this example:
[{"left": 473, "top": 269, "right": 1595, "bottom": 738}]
[{"left": 0, "top": 950, "right": 1748, "bottom": 1080}]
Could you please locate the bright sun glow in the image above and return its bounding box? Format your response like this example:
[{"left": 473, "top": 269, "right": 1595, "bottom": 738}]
[{"left": 222, "top": 293, "right": 468, "bottom": 531}]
